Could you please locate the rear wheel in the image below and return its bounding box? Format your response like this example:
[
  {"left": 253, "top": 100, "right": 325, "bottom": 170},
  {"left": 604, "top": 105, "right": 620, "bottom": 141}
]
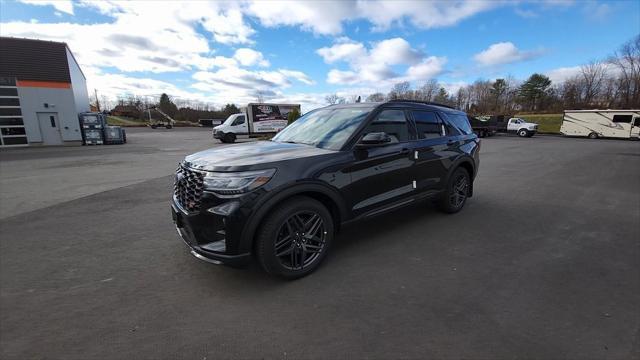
[
  {"left": 588, "top": 132, "right": 599, "bottom": 139},
  {"left": 255, "top": 196, "right": 334, "bottom": 279},
  {"left": 438, "top": 167, "right": 470, "bottom": 214}
]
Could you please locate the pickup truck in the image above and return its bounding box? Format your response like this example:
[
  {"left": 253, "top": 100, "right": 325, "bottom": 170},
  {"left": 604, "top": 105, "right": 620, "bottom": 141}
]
[{"left": 505, "top": 117, "right": 538, "bottom": 137}]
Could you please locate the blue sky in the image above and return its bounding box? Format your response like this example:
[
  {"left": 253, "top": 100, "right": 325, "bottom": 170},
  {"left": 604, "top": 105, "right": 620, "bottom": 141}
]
[{"left": 1, "top": 0, "right": 638, "bottom": 110}]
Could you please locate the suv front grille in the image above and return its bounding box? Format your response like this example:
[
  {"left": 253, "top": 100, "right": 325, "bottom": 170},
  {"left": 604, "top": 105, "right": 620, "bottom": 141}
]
[{"left": 174, "top": 164, "right": 205, "bottom": 212}]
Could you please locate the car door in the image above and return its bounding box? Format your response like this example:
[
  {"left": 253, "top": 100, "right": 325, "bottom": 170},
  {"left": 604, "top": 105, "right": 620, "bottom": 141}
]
[
  {"left": 230, "top": 115, "right": 247, "bottom": 134},
  {"left": 409, "top": 109, "right": 452, "bottom": 194},
  {"left": 630, "top": 116, "right": 640, "bottom": 138},
  {"left": 344, "top": 109, "right": 416, "bottom": 217}
]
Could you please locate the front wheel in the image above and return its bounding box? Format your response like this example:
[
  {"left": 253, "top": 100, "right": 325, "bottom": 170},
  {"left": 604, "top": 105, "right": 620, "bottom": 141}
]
[
  {"left": 255, "top": 196, "right": 334, "bottom": 279},
  {"left": 518, "top": 129, "right": 528, "bottom": 137},
  {"left": 588, "top": 132, "right": 599, "bottom": 139},
  {"left": 438, "top": 167, "right": 470, "bottom": 214},
  {"left": 224, "top": 133, "right": 236, "bottom": 143}
]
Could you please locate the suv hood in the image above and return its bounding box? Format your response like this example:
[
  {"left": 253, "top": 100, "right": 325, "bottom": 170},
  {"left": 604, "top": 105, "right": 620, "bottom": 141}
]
[{"left": 184, "top": 141, "right": 336, "bottom": 171}]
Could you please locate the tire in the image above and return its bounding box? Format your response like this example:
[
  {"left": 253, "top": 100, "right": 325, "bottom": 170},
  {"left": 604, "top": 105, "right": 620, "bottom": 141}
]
[
  {"left": 224, "top": 133, "right": 236, "bottom": 143},
  {"left": 518, "top": 129, "right": 528, "bottom": 137},
  {"left": 588, "top": 132, "right": 599, "bottom": 139},
  {"left": 255, "top": 196, "right": 334, "bottom": 279},
  {"left": 438, "top": 167, "right": 471, "bottom": 214},
  {"left": 165, "top": 124, "right": 173, "bottom": 129},
  {"left": 150, "top": 124, "right": 157, "bottom": 129}
]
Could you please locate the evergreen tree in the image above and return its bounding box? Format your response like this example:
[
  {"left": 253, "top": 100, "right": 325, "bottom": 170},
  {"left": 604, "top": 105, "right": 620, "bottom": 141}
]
[
  {"left": 158, "top": 93, "right": 178, "bottom": 117},
  {"left": 518, "top": 74, "right": 552, "bottom": 111}
]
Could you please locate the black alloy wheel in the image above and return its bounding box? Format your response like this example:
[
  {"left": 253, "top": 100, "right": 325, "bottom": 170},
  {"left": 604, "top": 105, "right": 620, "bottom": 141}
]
[
  {"left": 256, "top": 196, "right": 334, "bottom": 279},
  {"left": 438, "top": 167, "right": 470, "bottom": 213},
  {"left": 449, "top": 173, "right": 469, "bottom": 209},
  {"left": 274, "top": 211, "right": 327, "bottom": 270}
]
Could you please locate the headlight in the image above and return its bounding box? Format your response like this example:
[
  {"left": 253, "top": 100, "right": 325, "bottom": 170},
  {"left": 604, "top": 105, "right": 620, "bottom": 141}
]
[{"left": 203, "top": 169, "right": 276, "bottom": 195}]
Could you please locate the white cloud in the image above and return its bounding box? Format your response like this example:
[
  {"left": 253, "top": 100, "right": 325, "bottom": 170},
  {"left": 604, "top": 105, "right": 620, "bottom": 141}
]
[
  {"left": 358, "top": 0, "right": 497, "bottom": 31},
  {"left": 246, "top": 1, "right": 354, "bottom": 35},
  {"left": 545, "top": 66, "right": 582, "bottom": 83},
  {"left": 190, "top": 66, "right": 314, "bottom": 105},
  {"left": 318, "top": 37, "right": 445, "bottom": 86},
  {"left": 406, "top": 57, "right": 448, "bottom": 80},
  {"left": 473, "top": 42, "right": 542, "bottom": 66},
  {"left": 18, "top": 0, "right": 74, "bottom": 14},
  {"left": 233, "top": 48, "right": 270, "bottom": 67},
  {"left": 317, "top": 41, "right": 367, "bottom": 63},
  {"left": 514, "top": 8, "right": 538, "bottom": 18},
  {"left": 246, "top": 0, "right": 497, "bottom": 35}
]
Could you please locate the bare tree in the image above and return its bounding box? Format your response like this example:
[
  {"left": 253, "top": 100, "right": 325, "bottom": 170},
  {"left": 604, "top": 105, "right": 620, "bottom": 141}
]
[
  {"left": 580, "top": 61, "right": 607, "bottom": 106},
  {"left": 609, "top": 35, "right": 640, "bottom": 108},
  {"left": 325, "top": 93, "right": 345, "bottom": 105},
  {"left": 388, "top": 81, "right": 411, "bottom": 99},
  {"left": 366, "top": 92, "right": 385, "bottom": 102},
  {"left": 417, "top": 79, "right": 438, "bottom": 101}
]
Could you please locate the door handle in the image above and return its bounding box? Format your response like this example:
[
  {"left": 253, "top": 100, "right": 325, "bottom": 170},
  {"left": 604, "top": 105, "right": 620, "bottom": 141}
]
[
  {"left": 447, "top": 139, "right": 456, "bottom": 145},
  {"left": 399, "top": 148, "right": 410, "bottom": 155}
]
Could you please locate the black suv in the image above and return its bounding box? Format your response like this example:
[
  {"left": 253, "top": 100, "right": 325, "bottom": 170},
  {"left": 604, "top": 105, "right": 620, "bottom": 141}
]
[{"left": 172, "top": 100, "right": 480, "bottom": 278}]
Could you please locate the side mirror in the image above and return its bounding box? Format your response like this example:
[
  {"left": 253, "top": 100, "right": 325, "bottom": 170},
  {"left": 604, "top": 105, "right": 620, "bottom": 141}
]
[{"left": 356, "top": 132, "right": 391, "bottom": 148}]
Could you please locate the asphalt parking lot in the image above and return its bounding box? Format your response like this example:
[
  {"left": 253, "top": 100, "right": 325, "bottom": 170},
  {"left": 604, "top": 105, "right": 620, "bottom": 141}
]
[{"left": 1, "top": 129, "right": 639, "bottom": 359}]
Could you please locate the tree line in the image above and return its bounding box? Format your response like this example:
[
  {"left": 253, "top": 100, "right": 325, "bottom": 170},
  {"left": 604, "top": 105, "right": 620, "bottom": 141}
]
[
  {"left": 328, "top": 35, "right": 640, "bottom": 114},
  {"left": 106, "top": 93, "right": 240, "bottom": 123}
]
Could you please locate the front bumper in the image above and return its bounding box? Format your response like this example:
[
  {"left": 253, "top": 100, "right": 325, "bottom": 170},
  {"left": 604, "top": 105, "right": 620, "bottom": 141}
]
[
  {"left": 171, "top": 199, "right": 252, "bottom": 267},
  {"left": 213, "top": 130, "right": 224, "bottom": 139}
]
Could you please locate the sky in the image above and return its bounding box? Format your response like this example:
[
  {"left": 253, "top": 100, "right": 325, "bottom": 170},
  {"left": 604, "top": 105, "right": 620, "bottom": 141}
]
[{"left": 0, "top": 0, "right": 638, "bottom": 111}]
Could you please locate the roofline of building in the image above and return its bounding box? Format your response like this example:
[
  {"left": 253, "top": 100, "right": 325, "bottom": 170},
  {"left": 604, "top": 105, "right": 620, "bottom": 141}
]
[{"left": 0, "top": 36, "right": 86, "bottom": 81}]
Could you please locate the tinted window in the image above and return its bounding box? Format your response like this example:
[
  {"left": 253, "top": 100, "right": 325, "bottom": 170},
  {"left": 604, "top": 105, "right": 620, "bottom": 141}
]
[
  {"left": 412, "top": 111, "right": 442, "bottom": 139},
  {"left": 0, "top": 98, "right": 19, "bottom": 106},
  {"left": 0, "top": 117, "right": 23, "bottom": 126},
  {"left": 612, "top": 114, "right": 632, "bottom": 123},
  {"left": 0, "top": 108, "right": 21, "bottom": 116},
  {"left": 232, "top": 116, "right": 245, "bottom": 126},
  {"left": 0, "top": 88, "right": 18, "bottom": 96},
  {"left": 445, "top": 113, "right": 473, "bottom": 135},
  {"left": 363, "top": 109, "right": 410, "bottom": 143}
]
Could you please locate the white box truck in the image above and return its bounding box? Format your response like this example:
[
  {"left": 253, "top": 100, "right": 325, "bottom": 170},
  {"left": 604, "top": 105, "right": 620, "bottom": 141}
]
[
  {"left": 213, "top": 103, "right": 301, "bottom": 143},
  {"left": 561, "top": 110, "right": 640, "bottom": 139}
]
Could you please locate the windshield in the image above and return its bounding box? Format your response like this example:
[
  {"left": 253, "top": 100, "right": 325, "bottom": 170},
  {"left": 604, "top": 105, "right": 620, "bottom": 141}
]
[
  {"left": 223, "top": 114, "right": 240, "bottom": 125},
  {"left": 272, "top": 107, "right": 373, "bottom": 150}
]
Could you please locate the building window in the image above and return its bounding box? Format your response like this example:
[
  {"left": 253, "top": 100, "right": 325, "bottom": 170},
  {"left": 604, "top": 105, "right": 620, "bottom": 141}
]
[
  {"left": 0, "top": 88, "right": 18, "bottom": 96},
  {"left": 0, "top": 98, "right": 20, "bottom": 106},
  {"left": 0, "top": 108, "right": 22, "bottom": 116},
  {"left": 1, "top": 137, "right": 28, "bottom": 145},
  {"left": 1, "top": 127, "right": 26, "bottom": 136},
  {"left": 612, "top": 115, "right": 633, "bottom": 123},
  {"left": 0, "top": 118, "right": 23, "bottom": 126}
]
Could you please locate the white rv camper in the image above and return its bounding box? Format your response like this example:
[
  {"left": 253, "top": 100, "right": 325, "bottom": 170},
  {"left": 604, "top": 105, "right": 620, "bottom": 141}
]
[{"left": 560, "top": 110, "right": 640, "bottom": 139}]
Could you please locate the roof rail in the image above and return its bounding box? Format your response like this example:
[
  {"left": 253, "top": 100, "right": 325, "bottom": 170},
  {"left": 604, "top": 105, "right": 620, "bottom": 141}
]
[{"left": 387, "top": 99, "right": 458, "bottom": 110}]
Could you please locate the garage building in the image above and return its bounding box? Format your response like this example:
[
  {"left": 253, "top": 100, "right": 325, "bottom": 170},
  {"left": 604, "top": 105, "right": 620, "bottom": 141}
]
[{"left": 0, "top": 37, "right": 89, "bottom": 147}]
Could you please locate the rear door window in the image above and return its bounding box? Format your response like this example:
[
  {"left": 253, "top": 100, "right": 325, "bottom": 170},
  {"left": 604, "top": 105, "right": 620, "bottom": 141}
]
[
  {"left": 411, "top": 111, "right": 442, "bottom": 139},
  {"left": 444, "top": 113, "right": 473, "bottom": 135}
]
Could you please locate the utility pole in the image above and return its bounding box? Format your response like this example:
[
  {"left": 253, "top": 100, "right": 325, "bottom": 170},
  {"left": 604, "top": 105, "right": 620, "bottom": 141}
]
[{"left": 94, "top": 89, "right": 101, "bottom": 111}]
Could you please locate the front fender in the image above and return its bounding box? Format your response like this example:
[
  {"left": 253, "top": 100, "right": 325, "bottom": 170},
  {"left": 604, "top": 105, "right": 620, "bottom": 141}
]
[{"left": 237, "top": 181, "right": 348, "bottom": 254}]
